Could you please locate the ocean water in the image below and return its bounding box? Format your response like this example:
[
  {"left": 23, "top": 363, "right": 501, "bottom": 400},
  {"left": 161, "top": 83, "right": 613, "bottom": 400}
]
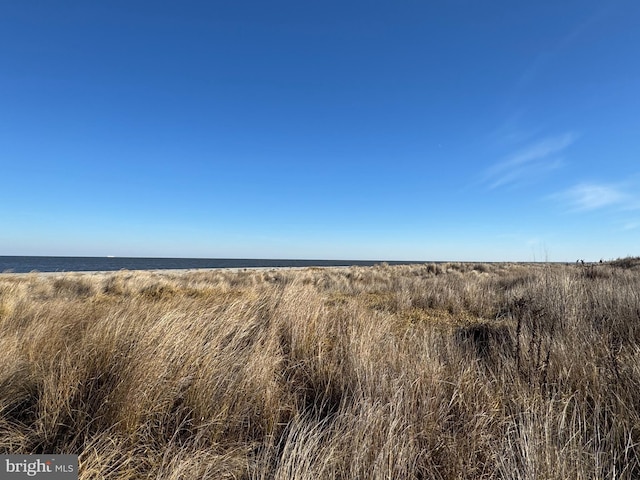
[{"left": 0, "top": 256, "right": 422, "bottom": 274}]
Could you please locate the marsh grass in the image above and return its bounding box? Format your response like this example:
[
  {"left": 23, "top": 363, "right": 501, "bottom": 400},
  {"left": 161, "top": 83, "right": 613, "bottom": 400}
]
[{"left": 1, "top": 261, "right": 640, "bottom": 478}]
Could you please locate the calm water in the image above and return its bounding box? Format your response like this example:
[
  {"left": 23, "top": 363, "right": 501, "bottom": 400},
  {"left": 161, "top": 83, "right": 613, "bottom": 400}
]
[{"left": 0, "top": 256, "right": 423, "bottom": 274}]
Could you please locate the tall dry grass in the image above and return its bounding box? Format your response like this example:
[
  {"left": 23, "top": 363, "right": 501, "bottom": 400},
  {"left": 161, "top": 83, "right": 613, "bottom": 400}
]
[{"left": 1, "top": 260, "right": 640, "bottom": 479}]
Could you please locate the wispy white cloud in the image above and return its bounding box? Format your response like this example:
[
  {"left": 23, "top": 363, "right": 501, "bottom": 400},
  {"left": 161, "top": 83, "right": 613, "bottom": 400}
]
[
  {"left": 561, "top": 184, "right": 627, "bottom": 211},
  {"left": 551, "top": 181, "right": 640, "bottom": 214},
  {"left": 622, "top": 220, "right": 640, "bottom": 231},
  {"left": 550, "top": 180, "right": 640, "bottom": 236},
  {"left": 487, "top": 111, "right": 544, "bottom": 147},
  {"left": 484, "top": 133, "right": 577, "bottom": 189}
]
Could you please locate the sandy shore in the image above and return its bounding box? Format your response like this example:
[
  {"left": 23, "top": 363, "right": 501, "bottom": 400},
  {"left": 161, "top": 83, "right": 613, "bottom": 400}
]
[{"left": 0, "top": 265, "right": 351, "bottom": 278}]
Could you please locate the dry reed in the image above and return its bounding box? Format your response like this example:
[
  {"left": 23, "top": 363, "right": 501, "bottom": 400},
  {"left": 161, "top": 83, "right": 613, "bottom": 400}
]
[{"left": 1, "top": 260, "right": 639, "bottom": 478}]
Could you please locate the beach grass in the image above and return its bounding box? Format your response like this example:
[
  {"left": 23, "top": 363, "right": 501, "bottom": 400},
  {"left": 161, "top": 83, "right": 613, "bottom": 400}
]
[{"left": 1, "top": 260, "right": 640, "bottom": 478}]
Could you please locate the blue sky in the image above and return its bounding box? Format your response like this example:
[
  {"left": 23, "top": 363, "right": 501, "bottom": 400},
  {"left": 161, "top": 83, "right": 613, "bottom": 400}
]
[{"left": 1, "top": 1, "right": 638, "bottom": 261}]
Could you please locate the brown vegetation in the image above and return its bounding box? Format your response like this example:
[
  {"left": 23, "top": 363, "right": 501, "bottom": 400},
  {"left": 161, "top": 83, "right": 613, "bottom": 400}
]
[{"left": 1, "top": 260, "right": 640, "bottom": 478}]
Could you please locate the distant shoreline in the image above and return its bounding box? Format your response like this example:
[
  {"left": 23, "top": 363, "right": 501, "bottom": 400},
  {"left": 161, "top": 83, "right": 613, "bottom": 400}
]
[
  {"left": 0, "top": 256, "right": 425, "bottom": 274},
  {"left": 0, "top": 261, "right": 586, "bottom": 278},
  {"left": 0, "top": 266, "right": 335, "bottom": 278}
]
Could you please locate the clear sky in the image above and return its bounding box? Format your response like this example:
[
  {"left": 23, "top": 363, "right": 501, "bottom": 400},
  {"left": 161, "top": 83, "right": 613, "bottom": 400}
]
[{"left": 1, "top": 1, "right": 638, "bottom": 261}]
